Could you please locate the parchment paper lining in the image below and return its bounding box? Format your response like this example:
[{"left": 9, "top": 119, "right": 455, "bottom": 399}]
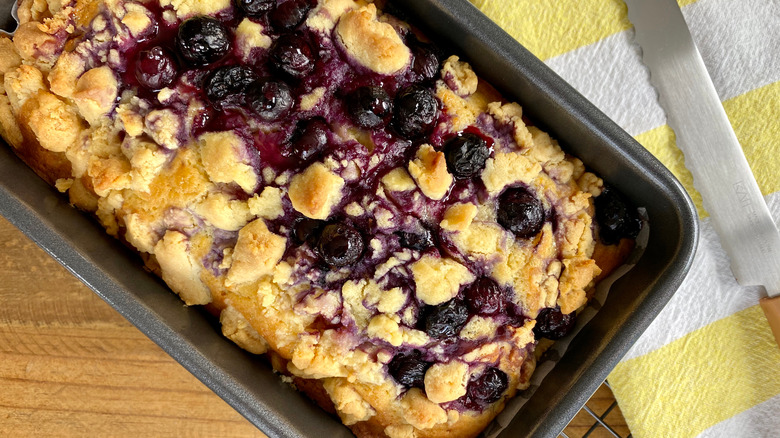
[{"left": 482, "top": 209, "right": 650, "bottom": 438}]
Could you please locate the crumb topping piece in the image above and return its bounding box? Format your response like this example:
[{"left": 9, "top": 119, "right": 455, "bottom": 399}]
[
  {"left": 412, "top": 254, "right": 474, "bottom": 305},
  {"left": 408, "top": 144, "right": 453, "bottom": 200},
  {"left": 400, "top": 388, "right": 448, "bottom": 430},
  {"left": 220, "top": 305, "right": 269, "bottom": 354},
  {"left": 336, "top": 4, "right": 411, "bottom": 75},
  {"left": 482, "top": 152, "right": 541, "bottom": 196},
  {"left": 248, "top": 187, "right": 284, "bottom": 219},
  {"left": 440, "top": 203, "right": 478, "bottom": 232},
  {"left": 235, "top": 18, "right": 272, "bottom": 59},
  {"left": 161, "top": 0, "right": 232, "bottom": 19},
  {"left": 226, "top": 219, "right": 287, "bottom": 286},
  {"left": 306, "top": 0, "right": 359, "bottom": 32},
  {"left": 323, "top": 378, "right": 377, "bottom": 425},
  {"left": 289, "top": 162, "right": 345, "bottom": 219},
  {"left": 382, "top": 167, "right": 416, "bottom": 192},
  {"left": 424, "top": 361, "right": 470, "bottom": 403},
  {"left": 154, "top": 230, "right": 212, "bottom": 305},
  {"left": 23, "top": 90, "right": 81, "bottom": 153},
  {"left": 73, "top": 66, "right": 118, "bottom": 125},
  {"left": 441, "top": 56, "right": 478, "bottom": 97},
  {"left": 198, "top": 131, "right": 258, "bottom": 194}
]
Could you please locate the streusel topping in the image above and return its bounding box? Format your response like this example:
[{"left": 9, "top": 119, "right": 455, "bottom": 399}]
[{"left": 0, "top": 0, "right": 643, "bottom": 435}]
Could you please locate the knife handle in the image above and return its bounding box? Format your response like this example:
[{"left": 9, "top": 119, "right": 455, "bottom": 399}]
[{"left": 760, "top": 296, "right": 780, "bottom": 349}]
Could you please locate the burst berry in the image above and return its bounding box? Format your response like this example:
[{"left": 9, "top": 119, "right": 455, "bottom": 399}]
[
  {"left": 395, "top": 229, "right": 434, "bottom": 251},
  {"left": 271, "top": 34, "right": 315, "bottom": 78},
  {"left": 443, "top": 133, "right": 490, "bottom": 179},
  {"left": 292, "top": 217, "right": 323, "bottom": 244},
  {"left": 497, "top": 187, "right": 545, "bottom": 238},
  {"left": 248, "top": 80, "right": 294, "bottom": 121},
  {"left": 346, "top": 86, "right": 393, "bottom": 129},
  {"left": 393, "top": 85, "right": 439, "bottom": 139},
  {"left": 235, "top": 0, "right": 275, "bottom": 17},
  {"left": 594, "top": 185, "right": 642, "bottom": 245},
  {"left": 317, "top": 223, "right": 364, "bottom": 267},
  {"left": 135, "top": 46, "right": 178, "bottom": 90},
  {"left": 467, "top": 367, "right": 509, "bottom": 405},
  {"left": 205, "top": 65, "right": 258, "bottom": 105},
  {"left": 422, "top": 299, "right": 469, "bottom": 339},
  {"left": 533, "top": 306, "right": 576, "bottom": 340},
  {"left": 411, "top": 43, "right": 440, "bottom": 81},
  {"left": 288, "top": 118, "right": 329, "bottom": 162},
  {"left": 270, "top": 0, "right": 313, "bottom": 32},
  {"left": 464, "top": 278, "right": 504, "bottom": 315},
  {"left": 388, "top": 350, "right": 431, "bottom": 388},
  {"left": 176, "top": 16, "right": 231, "bottom": 65}
]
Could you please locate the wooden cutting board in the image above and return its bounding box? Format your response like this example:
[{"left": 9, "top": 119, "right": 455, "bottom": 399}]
[
  {"left": 0, "top": 216, "right": 626, "bottom": 437},
  {"left": 0, "top": 217, "right": 264, "bottom": 437}
]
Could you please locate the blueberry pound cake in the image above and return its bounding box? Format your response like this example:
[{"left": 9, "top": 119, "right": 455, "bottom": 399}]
[{"left": 0, "top": 0, "right": 642, "bottom": 436}]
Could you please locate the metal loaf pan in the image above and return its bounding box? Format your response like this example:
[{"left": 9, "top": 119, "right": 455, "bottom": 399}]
[{"left": 0, "top": 0, "right": 698, "bottom": 437}]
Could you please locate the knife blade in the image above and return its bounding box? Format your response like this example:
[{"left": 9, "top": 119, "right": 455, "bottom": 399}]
[{"left": 625, "top": 0, "right": 780, "bottom": 346}]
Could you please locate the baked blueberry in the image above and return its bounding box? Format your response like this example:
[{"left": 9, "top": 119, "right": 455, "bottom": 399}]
[
  {"left": 235, "top": 0, "right": 275, "bottom": 17},
  {"left": 467, "top": 367, "right": 508, "bottom": 405},
  {"left": 270, "top": 0, "right": 313, "bottom": 32},
  {"left": 292, "top": 217, "right": 323, "bottom": 245},
  {"left": 594, "top": 185, "right": 641, "bottom": 245},
  {"left": 443, "top": 133, "right": 490, "bottom": 179},
  {"left": 422, "top": 299, "right": 469, "bottom": 339},
  {"left": 533, "top": 306, "right": 576, "bottom": 340},
  {"left": 288, "top": 118, "right": 330, "bottom": 162},
  {"left": 465, "top": 277, "right": 504, "bottom": 315},
  {"left": 497, "top": 187, "right": 545, "bottom": 238},
  {"left": 388, "top": 350, "right": 431, "bottom": 388},
  {"left": 176, "top": 17, "right": 230, "bottom": 65},
  {"left": 395, "top": 229, "right": 434, "bottom": 251},
  {"left": 248, "top": 80, "right": 294, "bottom": 121},
  {"left": 317, "top": 223, "right": 364, "bottom": 267},
  {"left": 205, "top": 65, "right": 258, "bottom": 105},
  {"left": 346, "top": 86, "right": 393, "bottom": 129},
  {"left": 392, "top": 85, "right": 439, "bottom": 139},
  {"left": 271, "top": 34, "right": 315, "bottom": 78},
  {"left": 411, "top": 43, "right": 440, "bottom": 82},
  {"left": 135, "top": 46, "right": 178, "bottom": 90}
]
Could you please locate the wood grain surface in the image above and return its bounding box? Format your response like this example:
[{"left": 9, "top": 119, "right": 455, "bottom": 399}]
[
  {"left": 0, "top": 216, "right": 628, "bottom": 437},
  {"left": 0, "top": 216, "right": 265, "bottom": 437}
]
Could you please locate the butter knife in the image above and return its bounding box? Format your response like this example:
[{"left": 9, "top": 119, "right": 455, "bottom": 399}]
[{"left": 625, "top": 0, "right": 780, "bottom": 346}]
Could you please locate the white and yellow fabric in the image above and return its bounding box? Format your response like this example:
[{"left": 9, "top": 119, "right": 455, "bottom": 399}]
[{"left": 470, "top": 0, "right": 780, "bottom": 436}]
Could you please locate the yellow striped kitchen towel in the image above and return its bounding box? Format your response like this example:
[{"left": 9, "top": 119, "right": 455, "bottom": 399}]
[{"left": 470, "top": 0, "right": 780, "bottom": 436}]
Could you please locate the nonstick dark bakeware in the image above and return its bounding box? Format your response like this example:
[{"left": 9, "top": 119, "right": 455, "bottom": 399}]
[{"left": 0, "top": 0, "right": 698, "bottom": 437}]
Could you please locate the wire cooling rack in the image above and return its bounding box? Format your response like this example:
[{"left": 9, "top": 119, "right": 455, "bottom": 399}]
[{"left": 559, "top": 381, "right": 632, "bottom": 438}]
